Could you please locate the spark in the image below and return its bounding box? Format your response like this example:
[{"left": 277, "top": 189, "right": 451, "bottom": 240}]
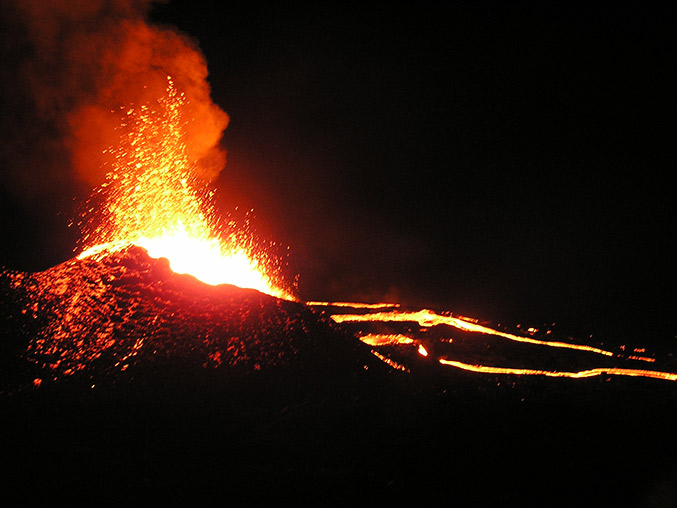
[
  {"left": 78, "top": 78, "right": 290, "bottom": 299},
  {"left": 371, "top": 350, "right": 409, "bottom": 372}
]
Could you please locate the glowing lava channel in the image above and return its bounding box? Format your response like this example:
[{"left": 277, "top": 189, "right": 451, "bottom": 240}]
[
  {"left": 358, "top": 333, "right": 415, "bottom": 346},
  {"left": 439, "top": 359, "right": 677, "bottom": 382},
  {"left": 78, "top": 78, "right": 290, "bottom": 300},
  {"left": 306, "top": 301, "right": 400, "bottom": 310},
  {"left": 330, "top": 308, "right": 615, "bottom": 357},
  {"left": 310, "top": 302, "right": 677, "bottom": 382}
]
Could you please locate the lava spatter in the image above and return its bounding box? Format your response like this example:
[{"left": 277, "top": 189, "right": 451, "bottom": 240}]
[
  {"left": 0, "top": 247, "right": 379, "bottom": 394},
  {"left": 77, "top": 78, "right": 291, "bottom": 300}
]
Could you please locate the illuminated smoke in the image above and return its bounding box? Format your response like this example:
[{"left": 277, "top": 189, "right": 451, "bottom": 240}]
[
  {"left": 76, "top": 77, "right": 291, "bottom": 298},
  {"left": 1, "top": 0, "right": 291, "bottom": 296},
  {"left": 2, "top": 0, "right": 227, "bottom": 194}
]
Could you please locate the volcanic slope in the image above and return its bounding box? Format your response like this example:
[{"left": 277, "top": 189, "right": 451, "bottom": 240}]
[
  {"left": 0, "top": 245, "right": 402, "bottom": 391},
  {"left": 2, "top": 247, "right": 677, "bottom": 507},
  {"left": 1, "top": 246, "right": 416, "bottom": 503}
]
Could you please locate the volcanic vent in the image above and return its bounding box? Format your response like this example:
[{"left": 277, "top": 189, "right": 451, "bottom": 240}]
[{"left": 0, "top": 246, "right": 384, "bottom": 396}]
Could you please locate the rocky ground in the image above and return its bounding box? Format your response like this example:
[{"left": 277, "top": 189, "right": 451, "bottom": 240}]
[{"left": 1, "top": 247, "right": 676, "bottom": 506}]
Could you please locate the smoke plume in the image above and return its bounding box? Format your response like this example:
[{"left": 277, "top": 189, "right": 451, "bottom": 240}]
[{"left": 1, "top": 0, "right": 228, "bottom": 196}]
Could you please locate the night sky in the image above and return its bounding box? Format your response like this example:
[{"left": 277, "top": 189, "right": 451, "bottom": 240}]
[{"left": 1, "top": 3, "right": 675, "bottom": 344}]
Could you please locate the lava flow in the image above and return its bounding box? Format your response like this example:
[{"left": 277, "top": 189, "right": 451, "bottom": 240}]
[
  {"left": 77, "top": 77, "right": 291, "bottom": 300},
  {"left": 309, "top": 302, "right": 677, "bottom": 382}
]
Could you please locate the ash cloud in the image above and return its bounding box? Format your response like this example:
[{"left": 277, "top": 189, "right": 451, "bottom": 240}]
[{"left": 0, "top": 0, "right": 228, "bottom": 202}]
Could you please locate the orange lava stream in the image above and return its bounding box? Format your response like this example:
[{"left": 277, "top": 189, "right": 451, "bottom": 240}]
[
  {"left": 78, "top": 78, "right": 291, "bottom": 300},
  {"left": 370, "top": 350, "right": 409, "bottom": 372},
  {"left": 358, "top": 333, "right": 415, "bottom": 346},
  {"left": 331, "top": 309, "right": 615, "bottom": 357},
  {"left": 306, "top": 301, "right": 400, "bottom": 309},
  {"left": 312, "top": 302, "right": 676, "bottom": 381},
  {"left": 439, "top": 358, "right": 677, "bottom": 382},
  {"left": 627, "top": 355, "right": 656, "bottom": 363}
]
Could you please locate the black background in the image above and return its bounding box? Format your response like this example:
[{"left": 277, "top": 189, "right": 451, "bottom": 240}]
[{"left": 1, "top": 2, "right": 675, "bottom": 344}]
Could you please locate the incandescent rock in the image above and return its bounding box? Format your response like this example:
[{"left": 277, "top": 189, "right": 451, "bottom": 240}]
[
  {"left": 1, "top": 246, "right": 413, "bottom": 504},
  {"left": 0, "top": 245, "right": 388, "bottom": 398}
]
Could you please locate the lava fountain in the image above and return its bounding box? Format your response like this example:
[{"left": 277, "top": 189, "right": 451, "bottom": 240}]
[{"left": 76, "top": 77, "right": 291, "bottom": 300}]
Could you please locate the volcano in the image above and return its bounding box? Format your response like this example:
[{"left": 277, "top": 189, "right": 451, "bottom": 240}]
[
  {"left": 2, "top": 248, "right": 677, "bottom": 507},
  {"left": 0, "top": 245, "right": 378, "bottom": 393},
  {"left": 0, "top": 246, "right": 415, "bottom": 504}
]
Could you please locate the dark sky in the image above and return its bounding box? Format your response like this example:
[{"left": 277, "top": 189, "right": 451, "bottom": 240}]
[{"left": 2, "top": 2, "right": 675, "bottom": 344}]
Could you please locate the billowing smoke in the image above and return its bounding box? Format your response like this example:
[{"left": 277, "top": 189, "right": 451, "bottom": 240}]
[{"left": 0, "top": 0, "right": 227, "bottom": 208}]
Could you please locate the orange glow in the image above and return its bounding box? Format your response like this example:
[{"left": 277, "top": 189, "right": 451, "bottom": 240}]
[
  {"left": 358, "top": 333, "right": 414, "bottom": 346},
  {"left": 456, "top": 315, "right": 479, "bottom": 324},
  {"left": 439, "top": 358, "right": 677, "bottom": 382},
  {"left": 370, "top": 350, "right": 409, "bottom": 372},
  {"left": 306, "top": 301, "right": 400, "bottom": 309},
  {"left": 627, "top": 355, "right": 656, "bottom": 363},
  {"left": 331, "top": 309, "right": 615, "bottom": 357},
  {"left": 78, "top": 78, "right": 291, "bottom": 299},
  {"left": 310, "top": 301, "right": 677, "bottom": 382},
  {"left": 309, "top": 301, "right": 677, "bottom": 381}
]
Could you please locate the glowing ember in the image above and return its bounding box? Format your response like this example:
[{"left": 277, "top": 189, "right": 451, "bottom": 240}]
[
  {"left": 370, "top": 350, "right": 409, "bottom": 372},
  {"left": 627, "top": 355, "right": 655, "bottom": 363},
  {"left": 77, "top": 78, "right": 291, "bottom": 299}
]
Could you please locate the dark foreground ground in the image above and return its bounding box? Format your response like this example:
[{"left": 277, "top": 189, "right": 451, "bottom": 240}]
[
  {"left": 2, "top": 248, "right": 676, "bottom": 507},
  {"left": 4, "top": 369, "right": 676, "bottom": 507}
]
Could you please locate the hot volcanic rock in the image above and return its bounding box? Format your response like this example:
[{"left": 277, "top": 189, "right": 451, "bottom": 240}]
[
  {"left": 0, "top": 245, "right": 383, "bottom": 396},
  {"left": 1, "top": 247, "right": 409, "bottom": 503},
  {"left": 3, "top": 247, "right": 676, "bottom": 506}
]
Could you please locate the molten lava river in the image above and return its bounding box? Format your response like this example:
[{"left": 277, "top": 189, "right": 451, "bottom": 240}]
[{"left": 307, "top": 301, "right": 677, "bottom": 383}]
